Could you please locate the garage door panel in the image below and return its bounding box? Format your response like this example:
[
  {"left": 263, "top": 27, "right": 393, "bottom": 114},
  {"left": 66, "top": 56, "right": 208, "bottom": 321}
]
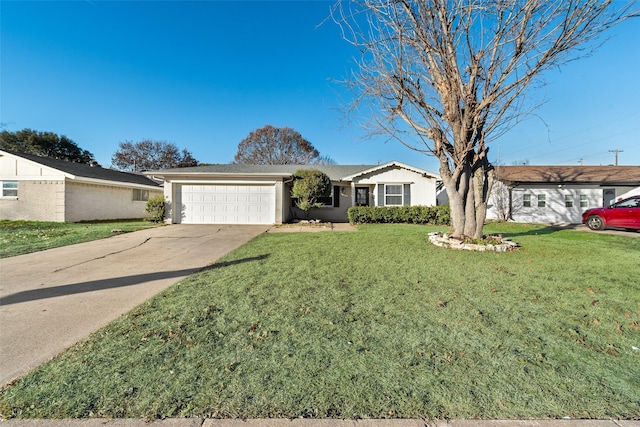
[{"left": 180, "top": 184, "right": 275, "bottom": 224}]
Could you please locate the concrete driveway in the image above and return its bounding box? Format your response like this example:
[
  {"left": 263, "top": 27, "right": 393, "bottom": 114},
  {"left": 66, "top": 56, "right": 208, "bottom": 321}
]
[{"left": 0, "top": 224, "right": 269, "bottom": 386}]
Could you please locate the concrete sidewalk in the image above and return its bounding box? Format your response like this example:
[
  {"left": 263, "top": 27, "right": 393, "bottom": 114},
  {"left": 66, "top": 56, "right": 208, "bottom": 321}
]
[
  {"left": 1, "top": 418, "right": 638, "bottom": 426},
  {"left": 0, "top": 225, "right": 269, "bottom": 386}
]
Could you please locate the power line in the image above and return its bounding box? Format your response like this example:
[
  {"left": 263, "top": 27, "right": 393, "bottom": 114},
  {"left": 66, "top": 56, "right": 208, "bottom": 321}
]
[{"left": 609, "top": 149, "right": 624, "bottom": 166}]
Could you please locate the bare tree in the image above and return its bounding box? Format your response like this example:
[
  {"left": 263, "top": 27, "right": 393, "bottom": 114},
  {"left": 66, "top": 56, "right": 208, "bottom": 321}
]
[
  {"left": 234, "top": 125, "right": 322, "bottom": 165},
  {"left": 488, "top": 181, "right": 511, "bottom": 222},
  {"left": 111, "top": 140, "right": 199, "bottom": 172},
  {"left": 333, "top": 0, "right": 636, "bottom": 239}
]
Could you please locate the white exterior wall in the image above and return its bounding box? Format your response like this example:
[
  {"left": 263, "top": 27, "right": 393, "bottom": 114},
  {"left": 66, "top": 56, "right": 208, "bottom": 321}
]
[
  {"left": 0, "top": 154, "right": 67, "bottom": 221},
  {"left": 65, "top": 181, "right": 162, "bottom": 222},
  {"left": 164, "top": 180, "right": 177, "bottom": 224},
  {"left": 487, "top": 183, "right": 640, "bottom": 224},
  {"left": 510, "top": 185, "right": 601, "bottom": 224},
  {"left": 0, "top": 180, "right": 65, "bottom": 221},
  {"left": 353, "top": 167, "right": 437, "bottom": 206},
  {"left": 0, "top": 154, "right": 67, "bottom": 180},
  {"left": 1, "top": 153, "right": 162, "bottom": 222}
]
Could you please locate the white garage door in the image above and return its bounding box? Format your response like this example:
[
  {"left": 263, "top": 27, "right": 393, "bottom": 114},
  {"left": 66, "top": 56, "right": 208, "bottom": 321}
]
[{"left": 180, "top": 184, "right": 275, "bottom": 224}]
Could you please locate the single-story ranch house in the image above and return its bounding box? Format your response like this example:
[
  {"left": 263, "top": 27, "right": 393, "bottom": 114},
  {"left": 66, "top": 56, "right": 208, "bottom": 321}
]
[
  {"left": 145, "top": 161, "right": 440, "bottom": 224},
  {"left": 488, "top": 165, "right": 640, "bottom": 224},
  {"left": 0, "top": 150, "right": 163, "bottom": 222}
]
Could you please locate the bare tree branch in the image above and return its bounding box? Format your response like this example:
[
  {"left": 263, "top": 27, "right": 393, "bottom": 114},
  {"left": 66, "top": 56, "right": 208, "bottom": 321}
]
[{"left": 333, "top": 0, "right": 637, "bottom": 238}]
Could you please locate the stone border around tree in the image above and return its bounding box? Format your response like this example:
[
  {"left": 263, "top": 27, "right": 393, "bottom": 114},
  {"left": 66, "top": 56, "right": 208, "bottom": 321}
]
[{"left": 428, "top": 232, "right": 519, "bottom": 252}]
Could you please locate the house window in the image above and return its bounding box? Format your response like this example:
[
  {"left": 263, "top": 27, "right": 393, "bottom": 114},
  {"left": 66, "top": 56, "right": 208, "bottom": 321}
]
[
  {"left": 133, "top": 189, "right": 149, "bottom": 202},
  {"left": 523, "top": 194, "right": 532, "bottom": 207},
  {"left": 565, "top": 195, "right": 574, "bottom": 208},
  {"left": 1, "top": 181, "right": 18, "bottom": 197},
  {"left": 385, "top": 184, "right": 403, "bottom": 206},
  {"left": 537, "top": 194, "right": 546, "bottom": 208},
  {"left": 316, "top": 186, "right": 334, "bottom": 207},
  {"left": 580, "top": 195, "right": 588, "bottom": 208},
  {"left": 291, "top": 186, "right": 339, "bottom": 208}
]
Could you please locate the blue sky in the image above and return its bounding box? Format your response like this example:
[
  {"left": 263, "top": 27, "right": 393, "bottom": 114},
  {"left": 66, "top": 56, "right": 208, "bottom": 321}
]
[{"left": 2, "top": 1, "right": 639, "bottom": 172}]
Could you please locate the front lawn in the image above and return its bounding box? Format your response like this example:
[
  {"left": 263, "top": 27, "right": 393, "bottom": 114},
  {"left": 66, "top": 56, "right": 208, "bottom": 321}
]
[
  {"left": 0, "top": 220, "right": 159, "bottom": 258},
  {"left": 0, "top": 224, "right": 638, "bottom": 419}
]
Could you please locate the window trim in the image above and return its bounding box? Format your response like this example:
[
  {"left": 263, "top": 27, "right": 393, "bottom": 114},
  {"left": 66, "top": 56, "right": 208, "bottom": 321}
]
[
  {"left": 315, "top": 186, "right": 335, "bottom": 208},
  {"left": 132, "top": 188, "right": 150, "bottom": 202},
  {"left": 580, "top": 194, "right": 588, "bottom": 208},
  {"left": 1, "top": 181, "right": 18, "bottom": 198},
  {"left": 523, "top": 194, "right": 532, "bottom": 208},
  {"left": 565, "top": 194, "right": 574, "bottom": 208},
  {"left": 384, "top": 184, "right": 404, "bottom": 206},
  {"left": 537, "top": 194, "right": 546, "bottom": 208}
]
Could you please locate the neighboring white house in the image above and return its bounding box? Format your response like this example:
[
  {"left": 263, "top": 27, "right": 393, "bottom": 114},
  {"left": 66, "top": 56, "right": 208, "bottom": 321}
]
[
  {"left": 145, "top": 161, "right": 440, "bottom": 224},
  {"left": 0, "top": 150, "right": 163, "bottom": 222},
  {"left": 487, "top": 165, "right": 640, "bottom": 224}
]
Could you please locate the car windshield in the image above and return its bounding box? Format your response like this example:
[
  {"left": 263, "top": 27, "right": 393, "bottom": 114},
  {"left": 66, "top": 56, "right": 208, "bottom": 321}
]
[{"left": 613, "top": 198, "right": 640, "bottom": 208}]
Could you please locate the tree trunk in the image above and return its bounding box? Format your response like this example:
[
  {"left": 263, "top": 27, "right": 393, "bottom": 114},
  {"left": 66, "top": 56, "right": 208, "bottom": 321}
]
[{"left": 440, "top": 159, "right": 494, "bottom": 240}]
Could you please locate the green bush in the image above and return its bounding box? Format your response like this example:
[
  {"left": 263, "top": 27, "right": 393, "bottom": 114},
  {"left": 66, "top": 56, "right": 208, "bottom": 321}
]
[
  {"left": 291, "top": 168, "right": 332, "bottom": 219},
  {"left": 145, "top": 196, "right": 166, "bottom": 223},
  {"left": 347, "top": 205, "right": 450, "bottom": 225}
]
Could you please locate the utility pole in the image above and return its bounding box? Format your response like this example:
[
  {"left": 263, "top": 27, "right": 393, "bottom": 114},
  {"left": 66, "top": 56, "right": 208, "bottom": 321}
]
[{"left": 608, "top": 149, "right": 623, "bottom": 166}]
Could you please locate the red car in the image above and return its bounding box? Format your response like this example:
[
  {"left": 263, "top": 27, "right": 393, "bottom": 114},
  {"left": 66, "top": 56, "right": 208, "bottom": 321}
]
[{"left": 582, "top": 195, "right": 640, "bottom": 231}]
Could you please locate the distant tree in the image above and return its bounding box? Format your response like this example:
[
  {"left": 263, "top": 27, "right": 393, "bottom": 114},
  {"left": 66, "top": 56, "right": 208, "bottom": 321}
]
[
  {"left": 111, "top": 140, "right": 199, "bottom": 171},
  {"left": 234, "top": 125, "right": 324, "bottom": 165},
  {"left": 0, "top": 129, "right": 97, "bottom": 164},
  {"left": 291, "top": 169, "right": 332, "bottom": 219},
  {"left": 313, "top": 154, "right": 338, "bottom": 165}
]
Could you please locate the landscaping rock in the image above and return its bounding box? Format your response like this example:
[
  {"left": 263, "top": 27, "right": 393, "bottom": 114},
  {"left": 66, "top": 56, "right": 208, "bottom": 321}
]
[{"left": 428, "top": 232, "right": 519, "bottom": 252}]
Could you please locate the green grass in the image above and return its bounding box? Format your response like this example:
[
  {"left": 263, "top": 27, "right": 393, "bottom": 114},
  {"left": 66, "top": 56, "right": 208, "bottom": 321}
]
[
  {"left": 0, "top": 220, "right": 159, "bottom": 258},
  {"left": 1, "top": 224, "right": 638, "bottom": 419}
]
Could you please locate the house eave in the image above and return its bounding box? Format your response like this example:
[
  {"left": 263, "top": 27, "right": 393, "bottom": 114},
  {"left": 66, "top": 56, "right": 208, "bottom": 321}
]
[
  {"left": 72, "top": 176, "right": 163, "bottom": 190},
  {"left": 144, "top": 171, "right": 294, "bottom": 181},
  {"left": 340, "top": 161, "right": 440, "bottom": 181}
]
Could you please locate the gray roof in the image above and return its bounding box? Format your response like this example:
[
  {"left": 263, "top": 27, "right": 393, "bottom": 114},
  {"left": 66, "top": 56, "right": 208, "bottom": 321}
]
[
  {"left": 148, "top": 162, "right": 439, "bottom": 181},
  {"left": 149, "top": 164, "right": 380, "bottom": 181},
  {"left": 4, "top": 150, "right": 160, "bottom": 187}
]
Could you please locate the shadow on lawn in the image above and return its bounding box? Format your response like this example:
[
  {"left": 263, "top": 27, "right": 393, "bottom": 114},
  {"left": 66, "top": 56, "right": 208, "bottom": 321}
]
[
  {"left": 498, "top": 224, "right": 580, "bottom": 238},
  {"left": 0, "top": 254, "right": 269, "bottom": 306}
]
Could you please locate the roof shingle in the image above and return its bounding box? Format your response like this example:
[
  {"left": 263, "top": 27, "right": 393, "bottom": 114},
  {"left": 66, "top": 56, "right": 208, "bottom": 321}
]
[
  {"left": 3, "top": 150, "right": 160, "bottom": 187},
  {"left": 495, "top": 165, "right": 640, "bottom": 185},
  {"left": 150, "top": 164, "right": 382, "bottom": 181}
]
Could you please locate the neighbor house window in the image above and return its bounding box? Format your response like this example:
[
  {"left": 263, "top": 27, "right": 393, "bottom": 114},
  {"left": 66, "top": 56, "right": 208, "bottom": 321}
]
[
  {"left": 537, "top": 194, "right": 546, "bottom": 208},
  {"left": 384, "top": 184, "right": 403, "bottom": 206},
  {"left": 133, "top": 189, "right": 149, "bottom": 201},
  {"left": 1, "top": 181, "right": 18, "bottom": 197},
  {"left": 523, "top": 194, "right": 532, "bottom": 207},
  {"left": 565, "top": 195, "right": 574, "bottom": 208},
  {"left": 580, "top": 194, "right": 588, "bottom": 208}
]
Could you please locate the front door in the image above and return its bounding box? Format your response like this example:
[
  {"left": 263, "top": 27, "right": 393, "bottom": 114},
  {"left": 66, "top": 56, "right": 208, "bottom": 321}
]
[
  {"left": 603, "top": 188, "right": 616, "bottom": 206},
  {"left": 355, "top": 187, "right": 369, "bottom": 206}
]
